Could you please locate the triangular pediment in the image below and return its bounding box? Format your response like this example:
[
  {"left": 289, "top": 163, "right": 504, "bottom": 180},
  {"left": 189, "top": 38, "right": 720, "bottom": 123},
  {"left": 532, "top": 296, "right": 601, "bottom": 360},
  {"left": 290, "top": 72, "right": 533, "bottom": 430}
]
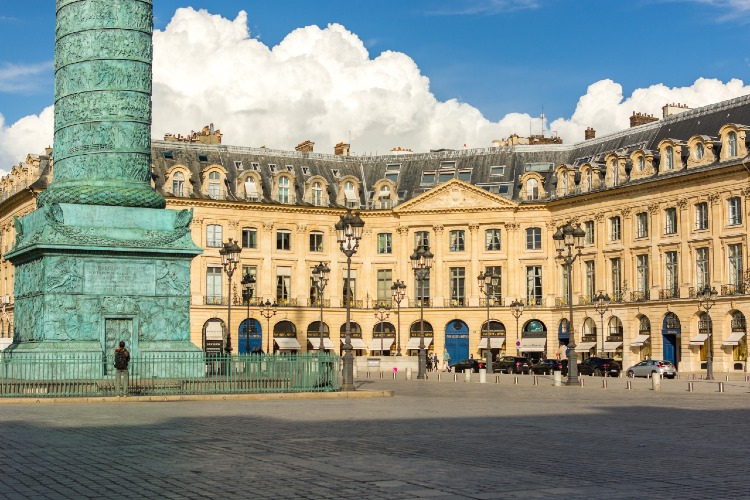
[{"left": 394, "top": 179, "right": 517, "bottom": 214}]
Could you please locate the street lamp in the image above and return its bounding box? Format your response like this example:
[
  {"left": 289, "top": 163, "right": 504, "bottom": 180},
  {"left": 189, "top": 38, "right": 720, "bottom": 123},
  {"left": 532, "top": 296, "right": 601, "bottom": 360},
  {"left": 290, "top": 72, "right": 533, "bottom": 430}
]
[
  {"left": 478, "top": 270, "right": 500, "bottom": 373},
  {"left": 391, "top": 280, "right": 406, "bottom": 356},
  {"left": 697, "top": 284, "right": 718, "bottom": 380},
  {"left": 259, "top": 299, "right": 277, "bottom": 353},
  {"left": 374, "top": 305, "right": 391, "bottom": 355},
  {"left": 241, "top": 273, "right": 256, "bottom": 354},
  {"left": 312, "top": 262, "right": 331, "bottom": 351},
  {"left": 553, "top": 222, "right": 586, "bottom": 385},
  {"left": 510, "top": 299, "right": 524, "bottom": 356},
  {"left": 336, "top": 210, "right": 365, "bottom": 391},
  {"left": 219, "top": 239, "right": 242, "bottom": 354},
  {"left": 593, "top": 291, "right": 611, "bottom": 358},
  {"left": 410, "top": 246, "right": 434, "bottom": 380}
]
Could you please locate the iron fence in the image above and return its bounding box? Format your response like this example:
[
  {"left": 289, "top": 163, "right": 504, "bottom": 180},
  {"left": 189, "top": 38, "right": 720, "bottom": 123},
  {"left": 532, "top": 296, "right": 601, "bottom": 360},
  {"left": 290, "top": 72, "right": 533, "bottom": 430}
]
[{"left": 0, "top": 352, "right": 340, "bottom": 398}]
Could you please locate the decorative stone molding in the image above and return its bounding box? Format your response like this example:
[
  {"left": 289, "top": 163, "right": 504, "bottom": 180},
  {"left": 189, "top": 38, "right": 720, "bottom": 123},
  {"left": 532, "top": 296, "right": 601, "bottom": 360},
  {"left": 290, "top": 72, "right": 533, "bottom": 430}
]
[
  {"left": 396, "top": 226, "right": 410, "bottom": 235},
  {"left": 468, "top": 223, "right": 480, "bottom": 232},
  {"left": 295, "top": 224, "right": 307, "bottom": 233},
  {"left": 262, "top": 221, "right": 274, "bottom": 230},
  {"left": 594, "top": 213, "right": 605, "bottom": 222},
  {"left": 620, "top": 208, "right": 632, "bottom": 218},
  {"left": 504, "top": 222, "right": 520, "bottom": 230},
  {"left": 648, "top": 203, "right": 660, "bottom": 214},
  {"left": 707, "top": 193, "right": 720, "bottom": 205},
  {"left": 433, "top": 225, "right": 445, "bottom": 233},
  {"left": 228, "top": 220, "right": 240, "bottom": 229},
  {"left": 677, "top": 198, "right": 688, "bottom": 209}
]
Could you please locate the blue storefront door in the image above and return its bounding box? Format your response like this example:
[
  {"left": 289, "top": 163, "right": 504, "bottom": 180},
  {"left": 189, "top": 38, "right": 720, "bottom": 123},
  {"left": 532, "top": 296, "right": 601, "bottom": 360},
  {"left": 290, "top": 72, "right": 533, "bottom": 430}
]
[
  {"left": 662, "top": 334, "right": 677, "bottom": 366},
  {"left": 444, "top": 320, "right": 469, "bottom": 364},
  {"left": 238, "top": 318, "right": 263, "bottom": 354}
]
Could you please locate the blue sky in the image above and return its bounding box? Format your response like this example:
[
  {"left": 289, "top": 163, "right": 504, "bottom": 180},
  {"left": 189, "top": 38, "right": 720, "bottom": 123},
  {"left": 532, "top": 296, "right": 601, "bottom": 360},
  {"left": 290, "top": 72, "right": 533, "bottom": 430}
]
[{"left": 0, "top": 0, "right": 748, "bottom": 165}]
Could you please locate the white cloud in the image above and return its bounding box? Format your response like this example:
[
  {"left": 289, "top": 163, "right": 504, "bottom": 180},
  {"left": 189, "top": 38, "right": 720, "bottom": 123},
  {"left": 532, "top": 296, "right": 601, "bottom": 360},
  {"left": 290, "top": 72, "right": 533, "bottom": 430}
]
[
  {"left": 0, "top": 61, "right": 52, "bottom": 93},
  {"left": 0, "top": 7, "right": 749, "bottom": 172}
]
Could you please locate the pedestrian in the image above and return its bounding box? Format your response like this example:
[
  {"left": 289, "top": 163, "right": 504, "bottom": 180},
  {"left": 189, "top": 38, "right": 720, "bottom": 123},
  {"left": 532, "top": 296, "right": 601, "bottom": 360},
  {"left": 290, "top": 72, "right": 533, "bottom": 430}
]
[
  {"left": 443, "top": 348, "right": 451, "bottom": 372},
  {"left": 432, "top": 353, "right": 439, "bottom": 370},
  {"left": 114, "top": 340, "right": 130, "bottom": 397},
  {"left": 426, "top": 355, "right": 433, "bottom": 372}
]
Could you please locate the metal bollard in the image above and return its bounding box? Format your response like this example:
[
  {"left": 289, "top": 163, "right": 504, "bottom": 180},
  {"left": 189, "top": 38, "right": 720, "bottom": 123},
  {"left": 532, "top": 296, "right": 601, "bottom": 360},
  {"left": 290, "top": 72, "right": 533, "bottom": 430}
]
[
  {"left": 367, "top": 371, "right": 371, "bottom": 378},
  {"left": 718, "top": 382, "right": 725, "bottom": 393},
  {"left": 651, "top": 374, "right": 661, "bottom": 391},
  {"left": 533, "top": 375, "right": 538, "bottom": 386},
  {"left": 688, "top": 382, "right": 694, "bottom": 392},
  {"left": 392, "top": 372, "right": 397, "bottom": 380},
  {"left": 453, "top": 373, "right": 458, "bottom": 382},
  {"left": 406, "top": 367, "right": 413, "bottom": 380},
  {"left": 379, "top": 372, "right": 384, "bottom": 379},
  {"left": 495, "top": 375, "right": 500, "bottom": 384},
  {"left": 436, "top": 372, "right": 440, "bottom": 381},
  {"left": 464, "top": 370, "right": 472, "bottom": 383},
  {"left": 602, "top": 379, "right": 607, "bottom": 389},
  {"left": 725, "top": 375, "right": 729, "bottom": 381},
  {"left": 513, "top": 376, "right": 519, "bottom": 385},
  {"left": 553, "top": 371, "right": 562, "bottom": 387},
  {"left": 479, "top": 368, "right": 487, "bottom": 384},
  {"left": 626, "top": 380, "right": 632, "bottom": 390},
  {"left": 579, "top": 378, "right": 584, "bottom": 387}
]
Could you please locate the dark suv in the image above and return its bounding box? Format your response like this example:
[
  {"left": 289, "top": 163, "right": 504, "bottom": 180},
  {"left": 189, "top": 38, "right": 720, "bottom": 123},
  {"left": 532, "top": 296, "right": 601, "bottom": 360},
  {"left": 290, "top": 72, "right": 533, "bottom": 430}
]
[
  {"left": 492, "top": 356, "right": 530, "bottom": 374},
  {"left": 577, "top": 357, "right": 621, "bottom": 377}
]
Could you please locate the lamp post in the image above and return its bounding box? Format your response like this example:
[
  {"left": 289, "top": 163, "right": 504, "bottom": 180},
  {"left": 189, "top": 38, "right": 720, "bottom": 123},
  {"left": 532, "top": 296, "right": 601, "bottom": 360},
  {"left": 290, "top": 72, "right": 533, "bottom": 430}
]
[
  {"left": 336, "top": 210, "right": 365, "bottom": 391},
  {"left": 593, "top": 291, "right": 611, "bottom": 358},
  {"left": 312, "top": 262, "right": 331, "bottom": 352},
  {"left": 478, "top": 270, "right": 500, "bottom": 373},
  {"left": 553, "top": 222, "right": 586, "bottom": 385},
  {"left": 697, "top": 284, "right": 718, "bottom": 380},
  {"left": 219, "top": 239, "right": 242, "bottom": 354},
  {"left": 259, "top": 299, "right": 277, "bottom": 354},
  {"left": 391, "top": 280, "right": 406, "bottom": 356},
  {"left": 410, "top": 246, "right": 434, "bottom": 380},
  {"left": 241, "top": 273, "right": 256, "bottom": 354},
  {"left": 509, "top": 299, "right": 524, "bottom": 356},
  {"left": 374, "top": 305, "right": 391, "bottom": 355}
]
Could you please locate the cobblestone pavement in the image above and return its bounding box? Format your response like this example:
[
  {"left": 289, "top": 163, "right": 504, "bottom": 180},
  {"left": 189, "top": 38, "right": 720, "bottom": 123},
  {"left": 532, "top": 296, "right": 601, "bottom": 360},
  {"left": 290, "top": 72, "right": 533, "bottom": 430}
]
[{"left": 0, "top": 374, "right": 748, "bottom": 499}]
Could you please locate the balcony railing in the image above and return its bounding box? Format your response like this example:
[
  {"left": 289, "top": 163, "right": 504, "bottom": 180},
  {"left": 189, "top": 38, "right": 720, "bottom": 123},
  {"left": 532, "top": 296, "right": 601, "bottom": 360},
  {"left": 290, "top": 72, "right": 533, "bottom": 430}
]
[
  {"left": 308, "top": 299, "right": 331, "bottom": 308},
  {"left": 479, "top": 297, "right": 503, "bottom": 307},
  {"left": 732, "top": 318, "right": 747, "bottom": 331},
  {"left": 721, "top": 283, "right": 746, "bottom": 296},
  {"left": 612, "top": 291, "right": 625, "bottom": 303},
  {"left": 522, "top": 297, "right": 544, "bottom": 307},
  {"left": 555, "top": 297, "right": 569, "bottom": 308},
  {"left": 658, "top": 289, "right": 680, "bottom": 300},
  {"left": 205, "top": 296, "right": 227, "bottom": 306},
  {"left": 373, "top": 299, "right": 393, "bottom": 309},
  {"left": 631, "top": 291, "right": 649, "bottom": 302},
  {"left": 275, "top": 298, "right": 298, "bottom": 307},
  {"left": 409, "top": 298, "right": 432, "bottom": 308},
  {"left": 448, "top": 298, "right": 466, "bottom": 308},
  {"left": 578, "top": 295, "right": 592, "bottom": 305}
]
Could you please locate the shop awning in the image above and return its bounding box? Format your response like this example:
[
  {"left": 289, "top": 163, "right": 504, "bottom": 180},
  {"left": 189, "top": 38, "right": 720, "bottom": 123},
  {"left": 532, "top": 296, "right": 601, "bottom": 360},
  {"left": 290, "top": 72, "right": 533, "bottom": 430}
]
[
  {"left": 368, "top": 338, "right": 394, "bottom": 351},
  {"left": 274, "top": 337, "right": 302, "bottom": 350},
  {"left": 346, "top": 338, "right": 368, "bottom": 350},
  {"left": 630, "top": 334, "right": 650, "bottom": 347},
  {"left": 723, "top": 331, "right": 746, "bottom": 346},
  {"left": 603, "top": 341, "right": 623, "bottom": 351},
  {"left": 690, "top": 333, "right": 709, "bottom": 345},
  {"left": 575, "top": 341, "right": 597, "bottom": 351},
  {"left": 308, "top": 338, "right": 335, "bottom": 350},
  {"left": 518, "top": 338, "right": 547, "bottom": 352},
  {"left": 406, "top": 337, "right": 433, "bottom": 350},
  {"left": 478, "top": 337, "right": 506, "bottom": 349}
]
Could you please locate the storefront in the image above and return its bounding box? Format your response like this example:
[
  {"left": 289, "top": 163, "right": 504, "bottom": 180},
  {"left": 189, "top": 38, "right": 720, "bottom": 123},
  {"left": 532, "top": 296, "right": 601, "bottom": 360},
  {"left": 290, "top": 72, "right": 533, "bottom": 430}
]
[
  {"left": 370, "top": 321, "right": 396, "bottom": 355},
  {"left": 274, "top": 320, "right": 301, "bottom": 353},
  {"left": 724, "top": 311, "right": 747, "bottom": 371},
  {"left": 518, "top": 319, "right": 547, "bottom": 362},
  {"left": 340, "top": 322, "right": 367, "bottom": 355},
  {"left": 631, "top": 316, "right": 651, "bottom": 360},
  {"left": 307, "top": 320, "right": 334, "bottom": 352},
  {"left": 478, "top": 320, "right": 506, "bottom": 360}
]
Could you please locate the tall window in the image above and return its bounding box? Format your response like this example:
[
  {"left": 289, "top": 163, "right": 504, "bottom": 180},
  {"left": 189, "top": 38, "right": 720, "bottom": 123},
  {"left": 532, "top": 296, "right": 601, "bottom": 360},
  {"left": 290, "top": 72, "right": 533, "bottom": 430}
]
[
  {"left": 727, "top": 131, "right": 738, "bottom": 157},
  {"left": 561, "top": 172, "right": 569, "bottom": 195},
  {"left": 344, "top": 181, "right": 358, "bottom": 208},
  {"left": 377, "top": 233, "right": 392, "bottom": 254},
  {"left": 728, "top": 196, "right": 742, "bottom": 226},
  {"left": 609, "top": 216, "right": 621, "bottom": 242},
  {"left": 637, "top": 156, "right": 645, "bottom": 172},
  {"left": 586, "top": 170, "right": 593, "bottom": 190},
  {"left": 242, "top": 265, "right": 257, "bottom": 286},
  {"left": 449, "top": 267, "right": 465, "bottom": 305},
  {"left": 526, "top": 227, "right": 542, "bottom": 250},
  {"left": 485, "top": 266, "right": 502, "bottom": 302},
  {"left": 415, "top": 231, "right": 429, "bottom": 251},
  {"left": 276, "top": 268, "right": 291, "bottom": 303},
  {"left": 585, "top": 260, "right": 595, "bottom": 298},
  {"left": 311, "top": 182, "right": 323, "bottom": 206},
  {"left": 415, "top": 274, "right": 429, "bottom": 305},
  {"left": 207, "top": 224, "right": 223, "bottom": 247},
  {"left": 561, "top": 265, "right": 569, "bottom": 301},
  {"left": 636, "top": 212, "right": 648, "bottom": 238},
  {"left": 526, "top": 266, "right": 543, "bottom": 305},
  {"left": 278, "top": 176, "right": 290, "bottom": 204},
  {"left": 664, "top": 146, "right": 674, "bottom": 171},
  {"left": 665, "top": 208, "right": 677, "bottom": 235},
  {"left": 309, "top": 231, "right": 324, "bottom": 252},
  {"left": 695, "top": 202, "right": 708, "bottom": 230},
  {"left": 241, "top": 227, "right": 257, "bottom": 249},
  {"left": 378, "top": 186, "right": 392, "bottom": 209},
  {"left": 611, "top": 161, "right": 619, "bottom": 186},
  {"left": 449, "top": 230, "right": 465, "bottom": 252},
  {"left": 636, "top": 255, "right": 649, "bottom": 294},
  {"left": 276, "top": 229, "right": 291, "bottom": 250},
  {"left": 172, "top": 171, "right": 185, "bottom": 196},
  {"left": 611, "top": 258, "right": 622, "bottom": 301},
  {"left": 584, "top": 220, "right": 594, "bottom": 245},
  {"left": 208, "top": 171, "right": 220, "bottom": 199},
  {"left": 526, "top": 178, "right": 539, "bottom": 200},
  {"left": 665, "top": 251, "right": 678, "bottom": 294},
  {"left": 206, "top": 267, "right": 223, "bottom": 303},
  {"left": 485, "top": 229, "right": 501, "bottom": 251},
  {"left": 377, "top": 270, "right": 392, "bottom": 303},
  {"left": 343, "top": 273, "right": 357, "bottom": 304},
  {"left": 728, "top": 243, "right": 743, "bottom": 287},
  {"left": 695, "top": 142, "right": 704, "bottom": 160},
  {"left": 696, "top": 247, "right": 709, "bottom": 289}
]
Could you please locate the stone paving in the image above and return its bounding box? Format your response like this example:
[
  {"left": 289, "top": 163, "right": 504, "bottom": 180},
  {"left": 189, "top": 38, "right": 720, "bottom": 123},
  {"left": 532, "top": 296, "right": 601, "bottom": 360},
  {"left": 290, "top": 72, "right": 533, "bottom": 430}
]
[{"left": 0, "top": 373, "right": 748, "bottom": 499}]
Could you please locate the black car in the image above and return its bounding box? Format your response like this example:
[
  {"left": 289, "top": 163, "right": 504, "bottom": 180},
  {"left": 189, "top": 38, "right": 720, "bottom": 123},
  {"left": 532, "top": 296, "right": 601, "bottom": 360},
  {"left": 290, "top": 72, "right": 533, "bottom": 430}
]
[
  {"left": 450, "top": 358, "right": 486, "bottom": 373},
  {"left": 577, "top": 357, "right": 621, "bottom": 377},
  {"left": 492, "top": 356, "right": 530, "bottom": 374},
  {"left": 529, "top": 359, "right": 567, "bottom": 375}
]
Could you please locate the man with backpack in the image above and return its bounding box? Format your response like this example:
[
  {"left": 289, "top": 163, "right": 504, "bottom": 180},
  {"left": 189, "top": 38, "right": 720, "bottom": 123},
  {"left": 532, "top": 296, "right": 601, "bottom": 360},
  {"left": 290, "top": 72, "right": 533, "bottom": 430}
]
[{"left": 114, "top": 341, "right": 130, "bottom": 397}]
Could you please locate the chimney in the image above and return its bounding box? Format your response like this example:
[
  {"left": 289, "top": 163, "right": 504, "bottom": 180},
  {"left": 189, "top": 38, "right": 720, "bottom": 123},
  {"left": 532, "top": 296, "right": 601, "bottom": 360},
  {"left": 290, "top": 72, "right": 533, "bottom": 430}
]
[
  {"left": 585, "top": 127, "right": 596, "bottom": 140},
  {"left": 334, "top": 142, "right": 350, "bottom": 156},
  {"left": 662, "top": 102, "right": 690, "bottom": 119},
  {"left": 295, "top": 140, "right": 315, "bottom": 153},
  {"left": 629, "top": 111, "right": 658, "bottom": 128}
]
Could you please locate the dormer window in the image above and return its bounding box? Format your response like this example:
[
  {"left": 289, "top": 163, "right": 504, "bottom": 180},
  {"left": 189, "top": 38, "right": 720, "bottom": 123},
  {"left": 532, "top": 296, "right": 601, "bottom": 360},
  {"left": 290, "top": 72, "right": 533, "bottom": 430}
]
[
  {"left": 163, "top": 151, "right": 174, "bottom": 159},
  {"left": 561, "top": 172, "right": 568, "bottom": 195},
  {"left": 378, "top": 185, "right": 392, "bottom": 209},
  {"left": 234, "top": 161, "right": 243, "bottom": 169},
  {"left": 665, "top": 146, "right": 674, "bottom": 171},
  {"left": 526, "top": 178, "right": 539, "bottom": 200},
  {"left": 268, "top": 164, "right": 277, "bottom": 173},
  {"left": 728, "top": 131, "right": 738, "bottom": 157},
  {"left": 421, "top": 171, "right": 435, "bottom": 185},
  {"left": 694, "top": 143, "right": 704, "bottom": 161},
  {"left": 385, "top": 164, "right": 400, "bottom": 183},
  {"left": 586, "top": 169, "right": 592, "bottom": 190},
  {"left": 344, "top": 181, "right": 358, "bottom": 208},
  {"left": 612, "top": 161, "right": 619, "bottom": 186},
  {"left": 251, "top": 162, "right": 260, "bottom": 171},
  {"left": 199, "top": 154, "right": 208, "bottom": 162},
  {"left": 457, "top": 169, "right": 472, "bottom": 182},
  {"left": 286, "top": 165, "right": 294, "bottom": 172},
  {"left": 172, "top": 171, "right": 185, "bottom": 197},
  {"left": 208, "top": 171, "right": 220, "bottom": 199},
  {"left": 637, "top": 156, "right": 645, "bottom": 171},
  {"left": 278, "top": 176, "right": 290, "bottom": 204},
  {"left": 312, "top": 181, "right": 323, "bottom": 206},
  {"left": 331, "top": 169, "right": 340, "bottom": 178},
  {"left": 244, "top": 177, "right": 259, "bottom": 202},
  {"left": 301, "top": 166, "right": 310, "bottom": 176}
]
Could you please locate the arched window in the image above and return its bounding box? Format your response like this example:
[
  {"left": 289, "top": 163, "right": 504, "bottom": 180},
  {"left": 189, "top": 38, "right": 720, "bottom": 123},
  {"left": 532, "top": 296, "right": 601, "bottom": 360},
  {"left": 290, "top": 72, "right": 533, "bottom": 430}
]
[
  {"left": 639, "top": 316, "right": 651, "bottom": 333},
  {"left": 583, "top": 317, "right": 597, "bottom": 336},
  {"left": 312, "top": 181, "right": 323, "bottom": 206},
  {"left": 208, "top": 171, "right": 221, "bottom": 199},
  {"left": 637, "top": 156, "right": 645, "bottom": 172},
  {"left": 611, "top": 160, "right": 619, "bottom": 186},
  {"left": 561, "top": 172, "right": 568, "bottom": 195},
  {"left": 728, "top": 131, "right": 738, "bottom": 157},
  {"left": 378, "top": 185, "right": 392, "bottom": 209},
  {"left": 665, "top": 146, "right": 674, "bottom": 171},
  {"left": 608, "top": 316, "right": 623, "bottom": 336},
  {"left": 172, "top": 171, "right": 185, "bottom": 196},
  {"left": 695, "top": 142, "right": 704, "bottom": 160},
  {"left": 244, "top": 177, "right": 258, "bottom": 201},
  {"left": 344, "top": 181, "right": 358, "bottom": 208},
  {"left": 526, "top": 178, "right": 539, "bottom": 200},
  {"left": 278, "top": 176, "right": 290, "bottom": 204},
  {"left": 586, "top": 169, "right": 593, "bottom": 190}
]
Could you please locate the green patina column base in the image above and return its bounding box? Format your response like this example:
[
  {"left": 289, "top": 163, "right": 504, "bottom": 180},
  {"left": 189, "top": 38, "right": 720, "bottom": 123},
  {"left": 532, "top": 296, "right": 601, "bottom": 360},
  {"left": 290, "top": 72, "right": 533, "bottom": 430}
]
[{"left": 37, "top": 182, "right": 166, "bottom": 209}]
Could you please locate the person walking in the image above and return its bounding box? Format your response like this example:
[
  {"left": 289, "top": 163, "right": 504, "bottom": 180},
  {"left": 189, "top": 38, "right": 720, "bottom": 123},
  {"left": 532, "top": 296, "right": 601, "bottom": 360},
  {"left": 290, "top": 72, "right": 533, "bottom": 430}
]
[
  {"left": 442, "top": 348, "right": 451, "bottom": 372},
  {"left": 114, "top": 341, "right": 131, "bottom": 397},
  {"left": 432, "top": 353, "right": 439, "bottom": 371}
]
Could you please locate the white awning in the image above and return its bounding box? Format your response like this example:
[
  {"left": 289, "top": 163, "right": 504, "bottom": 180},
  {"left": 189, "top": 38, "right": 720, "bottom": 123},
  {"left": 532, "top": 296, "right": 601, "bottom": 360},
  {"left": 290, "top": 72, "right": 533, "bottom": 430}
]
[
  {"left": 347, "top": 338, "right": 368, "bottom": 350},
  {"left": 478, "top": 337, "right": 506, "bottom": 349},
  {"left": 723, "top": 331, "right": 746, "bottom": 346},
  {"left": 575, "top": 341, "right": 597, "bottom": 351},
  {"left": 308, "top": 338, "right": 335, "bottom": 350},
  {"left": 603, "top": 341, "right": 623, "bottom": 351},
  {"left": 630, "top": 334, "right": 650, "bottom": 347},
  {"left": 406, "top": 337, "right": 433, "bottom": 350},
  {"left": 368, "top": 338, "right": 394, "bottom": 351},
  {"left": 518, "top": 338, "right": 547, "bottom": 352},
  {"left": 274, "top": 337, "right": 302, "bottom": 350},
  {"left": 690, "top": 333, "right": 709, "bottom": 345}
]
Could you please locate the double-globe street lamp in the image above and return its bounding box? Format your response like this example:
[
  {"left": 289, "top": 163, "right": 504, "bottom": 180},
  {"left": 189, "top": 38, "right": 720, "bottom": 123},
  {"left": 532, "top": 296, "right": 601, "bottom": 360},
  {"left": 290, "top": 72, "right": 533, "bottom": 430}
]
[
  {"left": 509, "top": 299, "right": 524, "bottom": 356},
  {"left": 553, "top": 222, "right": 586, "bottom": 385},
  {"left": 697, "top": 284, "right": 718, "bottom": 380},
  {"left": 391, "top": 280, "right": 407, "bottom": 356},
  {"left": 220, "top": 239, "right": 242, "bottom": 354},
  {"left": 312, "top": 262, "right": 331, "bottom": 351},
  {"left": 259, "top": 299, "right": 277, "bottom": 354},
  {"left": 593, "top": 291, "right": 611, "bottom": 358},
  {"left": 241, "top": 273, "right": 256, "bottom": 353},
  {"left": 410, "top": 246, "right": 434, "bottom": 380},
  {"left": 478, "top": 270, "right": 500, "bottom": 373},
  {"left": 336, "top": 210, "right": 365, "bottom": 391}
]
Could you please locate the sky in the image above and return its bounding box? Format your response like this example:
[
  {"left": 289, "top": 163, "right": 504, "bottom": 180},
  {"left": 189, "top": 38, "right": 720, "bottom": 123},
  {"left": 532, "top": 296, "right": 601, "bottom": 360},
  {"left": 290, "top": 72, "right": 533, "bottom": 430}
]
[{"left": 0, "top": 0, "right": 749, "bottom": 171}]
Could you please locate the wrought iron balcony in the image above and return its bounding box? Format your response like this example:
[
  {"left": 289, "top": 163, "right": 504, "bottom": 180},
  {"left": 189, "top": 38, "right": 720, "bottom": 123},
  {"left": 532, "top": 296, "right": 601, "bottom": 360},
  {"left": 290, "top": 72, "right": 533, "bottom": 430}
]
[
  {"left": 308, "top": 298, "right": 331, "bottom": 308},
  {"left": 448, "top": 298, "right": 466, "bottom": 308},
  {"left": 373, "top": 299, "right": 393, "bottom": 309},
  {"left": 721, "top": 283, "right": 746, "bottom": 296},
  {"left": 555, "top": 297, "right": 569, "bottom": 308},
  {"left": 479, "top": 297, "right": 503, "bottom": 307},
  {"left": 578, "top": 295, "right": 592, "bottom": 305},
  {"left": 658, "top": 289, "right": 680, "bottom": 300},
  {"left": 205, "top": 296, "right": 227, "bottom": 306},
  {"left": 275, "top": 298, "right": 298, "bottom": 307},
  {"left": 631, "top": 290, "right": 650, "bottom": 302},
  {"left": 522, "top": 297, "right": 544, "bottom": 307},
  {"left": 611, "top": 291, "right": 625, "bottom": 303},
  {"left": 409, "top": 298, "right": 432, "bottom": 308}
]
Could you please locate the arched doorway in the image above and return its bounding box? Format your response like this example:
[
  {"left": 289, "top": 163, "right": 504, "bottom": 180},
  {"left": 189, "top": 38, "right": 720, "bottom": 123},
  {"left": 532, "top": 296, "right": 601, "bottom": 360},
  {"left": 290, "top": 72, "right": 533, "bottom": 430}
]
[
  {"left": 408, "top": 320, "right": 435, "bottom": 355},
  {"left": 340, "top": 322, "right": 366, "bottom": 355},
  {"left": 577, "top": 317, "right": 597, "bottom": 357},
  {"left": 443, "top": 320, "right": 467, "bottom": 363},
  {"left": 371, "top": 321, "right": 396, "bottom": 355},
  {"left": 604, "top": 316, "right": 623, "bottom": 360},
  {"left": 307, "top": 321, "right": 332, "bottom": 351},
  {"left": 273, "top": 320, "right": 300, "bottom": 353},
  {"left": 691, "top": 312, "right": 712, "bottom": 369},
  {"left": 558, "top": 318, "right": 570, "bottom": 346},
  {"left": 726, "top": 311, "right": 747, "bottom": 370},
  {"left": 632, "top": 316, "right": 651, "bottom": 360},
  {"left": 519, "top": 319, "right": 547, "bottom": 362},
  {"left": 238, "top": 318, "right": 262, "bottom": 354},
  {"left": 479, "top": 320, "right": 506, "bottom": 360},
  {"left": 662, "top": 312, "right": 681, "bottom": 367}
]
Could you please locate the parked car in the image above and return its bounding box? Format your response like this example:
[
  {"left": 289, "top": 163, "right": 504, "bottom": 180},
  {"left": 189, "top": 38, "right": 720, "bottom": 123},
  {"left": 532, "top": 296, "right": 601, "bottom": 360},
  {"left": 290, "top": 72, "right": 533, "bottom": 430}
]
[
  {"left": 578, "top": 357, "right": 621, "bottom": 377},
  {"left": 626, "top": 360, "right": 677, "bottom": 379},
  {"left": 450, "top": 358, "right": 486, "bottom": 373},
  {"left": 529, "top": 359, "right": 567, "bottom": 375},
  {"left": 492, "top": 356, "right": 531, "bottom": 374}
]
